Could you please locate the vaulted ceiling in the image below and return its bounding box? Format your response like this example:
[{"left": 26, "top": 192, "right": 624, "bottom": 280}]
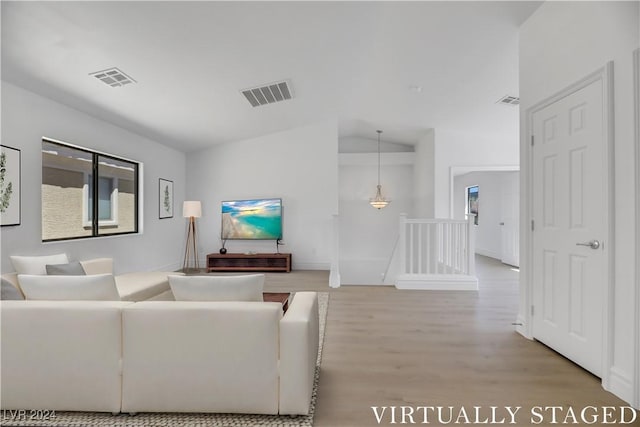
[{"left": 1, "top": 1, "right": 542, "bottom": 152}]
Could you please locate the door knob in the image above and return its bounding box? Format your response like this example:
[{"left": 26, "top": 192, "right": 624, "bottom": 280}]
[
  {"left": 499, "top": 222, "right": 505, "bottom": 226},
  {"left": 576, "top": 240, "right": 600, "bottom": 250}
]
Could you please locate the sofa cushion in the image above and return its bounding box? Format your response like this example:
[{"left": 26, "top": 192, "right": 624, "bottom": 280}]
[
  {"left": 18, "top": 274, "right": 120, "bottom": 301},
  {"left": 121, "top": 301, "right": 280, "bottom": 414},
  {"left": 115, "top": 272, "right": 182, "bottom": 302},
  {"left": 80, "top": 258, "right": 113, "bottom": 275},
  {"left": 46, "top": 261, "right": 86, "bottom": 276},
  {"left": 169, "top": 274, "right": 264, "bottom": 302},
  {"left": 1, "top": 277, "right": 24, "bottom": 300},
  {"left": 1, "top": 300, "right": 131, "bottom": 412},
  {"left": 10, "top": 254, "right": 69, "bottom": 275}
]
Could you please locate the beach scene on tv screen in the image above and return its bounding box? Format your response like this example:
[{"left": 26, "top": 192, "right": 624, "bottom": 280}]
[{"left": 221, "top": 199, "right": 282, "bottom": 239}]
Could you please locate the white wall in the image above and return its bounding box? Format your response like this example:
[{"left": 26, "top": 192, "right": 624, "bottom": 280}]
[
  {"left": 185, "top": 121, "right": 339, "bottom": 270},
  {"left": 519, "top": 1, "right": 639, "bottom": 406},
  {"left": 338, "top": 152, "right": 414, "bottom": 285},
  {"left": 434, "top": 129, "right": 519, "bottom": 218},
  {"left": 414, "top": 129, "right": 435, "bottom": 218},
  {"left": 1, "top": 82, "right": 186, "bottom": 274}
]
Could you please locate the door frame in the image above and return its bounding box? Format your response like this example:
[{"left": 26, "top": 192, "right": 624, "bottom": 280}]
[
  {"left": 521, "top": 62, "right": 615, "bottom": 390},
  {"left": 633, "top": 48, "right": 640, "bottom": 409},
  {"left": 498, "top": 172, "right": 520, "bottom": 267}
]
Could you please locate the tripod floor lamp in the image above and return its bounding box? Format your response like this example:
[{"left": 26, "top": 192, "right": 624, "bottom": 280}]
[{"left": 183, "top": 201, "right": 201, "bottom": 271}]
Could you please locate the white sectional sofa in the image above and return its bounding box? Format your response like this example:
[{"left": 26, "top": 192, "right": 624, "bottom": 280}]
[
  {"left": 2, "top": 257, "right": 182, "bottom": 302},
  {"left": 1, "top": 292, "right": 319, "bottom": 415}
]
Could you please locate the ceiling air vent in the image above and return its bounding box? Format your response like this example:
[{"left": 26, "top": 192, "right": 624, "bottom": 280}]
[
  {"left": 496, "top": 95, "right": 520, "bottom": 106},
  {"left": 90, "top": 67, "right": 136, "bottom": 87},
  {"left": 241, "top": 80, "right": 293, "bottom": 107}
]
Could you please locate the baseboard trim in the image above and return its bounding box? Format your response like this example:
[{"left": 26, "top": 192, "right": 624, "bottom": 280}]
[
  {"left": 606, "top": 367, "right": 635, "bottom": 406},
  {"left": 396, "top": 274, "right": 478, "bottom": 291},
  {"left": 293, "top": 262, "right": 330, "bottom": 271},
  {"left": 475, "top": 248, "right": 501, "bottom": 260},
  {"left": 515, "top": 315, "right": 532, "bottom": 340},
  {"left": 342, "top": 282, "right": 390, "bottom": 286},
  {"left": 156, "top": 261, "right": 183, "bottom": 272}
]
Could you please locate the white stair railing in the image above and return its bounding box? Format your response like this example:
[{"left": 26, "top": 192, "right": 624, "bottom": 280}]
[{"left": 397, "top": 214, "right": 477, "bottom": 290}]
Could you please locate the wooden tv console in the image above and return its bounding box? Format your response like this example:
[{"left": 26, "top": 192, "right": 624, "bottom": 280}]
[{"left": 206, "top": 253, "right": 292, "bottom": 273}]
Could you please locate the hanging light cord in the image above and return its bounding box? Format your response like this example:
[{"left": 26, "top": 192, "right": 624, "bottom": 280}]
[{"left": 377, "top": 130, "right": 382, "bottom": 186}]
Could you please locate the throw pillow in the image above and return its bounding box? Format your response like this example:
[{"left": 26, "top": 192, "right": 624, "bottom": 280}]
[
  {"left": 10, "top": 253, "right": 69, "bottom": 275},
  {"left": 46, "top": 261, "right": 86, "bottom": 276},
  {"left": 169, "top": 274, "right": 264, "bottom": 302},
  {"left": 1, "top": 277, "right": 24, "bottom": 300},
  {"left": 18, "top": 274, "right": 121, "bottom": 301}
]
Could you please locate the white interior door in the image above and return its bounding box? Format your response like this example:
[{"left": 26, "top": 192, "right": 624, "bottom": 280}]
[
  {"left": 500, "top": 172, "right": 519, "bottom": 267},
  {"left": 531, "top": 78, "right": 606, "bottom": 376}
]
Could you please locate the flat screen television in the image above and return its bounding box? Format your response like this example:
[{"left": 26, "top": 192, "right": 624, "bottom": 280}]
[{"left": 221, "top": 198, "right": 283, "bottom": 240}]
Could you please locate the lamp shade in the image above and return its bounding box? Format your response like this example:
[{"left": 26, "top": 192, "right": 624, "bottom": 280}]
[{"left": 183, "top": 201, "right": 202, "bottom": 218}]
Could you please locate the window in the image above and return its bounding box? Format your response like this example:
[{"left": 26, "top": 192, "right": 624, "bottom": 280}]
[
  {"left": 42, "top": 139, "right": 139, "bottom": 241},
  {"left": 466, "top": 185, "right": 479, "bottom": 225}
]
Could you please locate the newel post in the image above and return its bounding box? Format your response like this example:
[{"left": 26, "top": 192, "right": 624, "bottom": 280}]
[
  {"left": 399, "top": 213, "right": 408, "bottom": 275},
  {"left": 467, "top": 214, "right": 476, "bottom": 276},
  {"left": 329, "top": 214, "right": 341, "bottom": 288}
]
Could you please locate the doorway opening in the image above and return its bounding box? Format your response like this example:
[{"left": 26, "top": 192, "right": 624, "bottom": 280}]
[{"left": 452, "top": 168, "right": 520, "bottom": 268}]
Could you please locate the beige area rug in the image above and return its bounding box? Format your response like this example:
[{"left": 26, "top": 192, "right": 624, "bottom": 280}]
[{"left": 4, "top": 292, "right": 329, "bottom": 427}]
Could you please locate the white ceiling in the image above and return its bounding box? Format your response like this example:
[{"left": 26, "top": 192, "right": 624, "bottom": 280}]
[{"left": 1, "top": 1, "right": 542, "bottom": 152}]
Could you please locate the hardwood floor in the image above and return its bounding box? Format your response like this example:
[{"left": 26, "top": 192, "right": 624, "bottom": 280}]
[{"left": 262, "top": 256, "right": 635, "bottom": 426}]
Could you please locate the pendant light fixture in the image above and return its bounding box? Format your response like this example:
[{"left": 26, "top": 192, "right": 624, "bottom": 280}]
[{"left": 369, "top": 130, "right": 390, "bottom": 209}]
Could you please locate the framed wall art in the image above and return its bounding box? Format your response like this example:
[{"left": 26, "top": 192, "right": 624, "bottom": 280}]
[
  {"left": 466, "top": 185, "right": 479, "bottom": 225},
  {"left": 1, "top": 145, "right": 21, "bottom": 227},
  {"left": 159, "top": 178, "right": 174, "bottom": 219}
]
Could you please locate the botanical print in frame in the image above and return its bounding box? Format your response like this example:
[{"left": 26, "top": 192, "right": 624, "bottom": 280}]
[
  {"left": 1, "top": 145, "right": 21, "bottom": 227},
  {"left": 159, "top": 178, "right": 174, "bottom": 219}
]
